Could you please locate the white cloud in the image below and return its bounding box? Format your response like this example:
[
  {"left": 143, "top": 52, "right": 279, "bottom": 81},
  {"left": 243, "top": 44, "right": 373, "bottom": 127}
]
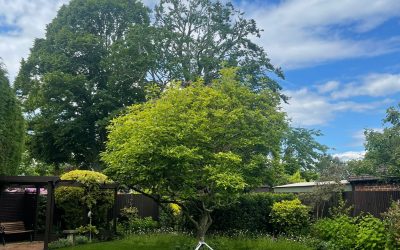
[
  {"left": 0, "top": 0, "right": 69, "bottom": 81},
  {"left": 241, "top": 0, "right": 400, "bottom": 69},
  {"left": 333, "top": 151, "right": 365, "bottom": 161},
  {"left": 283, "top": 88, "right": 392, "bottom": 126},
  {"left": 350, "top": 128, "right": 384, "bottom": 147},
  {"left": 331, "top": 73, "right": 400, "bottom": 99},
  {"left": 316, "top": 81, "right": 340, "bottom": 94},
  {"left": 0, "top": 0, "right": 157, "bottom": 82}
]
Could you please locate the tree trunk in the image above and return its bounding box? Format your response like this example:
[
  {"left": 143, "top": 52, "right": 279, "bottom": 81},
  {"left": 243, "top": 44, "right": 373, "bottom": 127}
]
[{"left": 196, "top": 211, "right": 212, "bottom": 242}]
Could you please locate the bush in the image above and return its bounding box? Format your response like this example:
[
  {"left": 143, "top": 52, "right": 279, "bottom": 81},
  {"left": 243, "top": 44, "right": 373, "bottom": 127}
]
[
  {"left": 118, "top": 206, "right": 158, "bottom": 235},
  {"left": 383, "top": 201, "right": 400, "bottom": 248},
  {"left": 270, "top": 198, "right": 310, "bottom": 235},
  {"left": 55, "top": 170, "right": 114, "bottom": 229},
  {"left": 48, "top": 238, "right": 73, "bottom": 249},
  {"left": 356, "top": 215, "right": 387, "bottom": 250},
  {"left": 209, "top": 192, "right": 295, "bottom": 233},
  {"left": 313, "top": 214, "right": 391, "bottom": 250},
  {"left": 75, "top": 235, "right": 90, "bottom": 245},
  {"left": 312, "top": 215, "right": 358, "bottom": 249}
]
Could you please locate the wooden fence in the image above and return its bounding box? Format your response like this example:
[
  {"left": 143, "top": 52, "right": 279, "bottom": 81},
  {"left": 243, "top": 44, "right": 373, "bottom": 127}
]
[
  {"left": 115, "top": 194, "right": 159, "bottom": 220},
  {"left": 344, "top": 191, "right": 400, "bottom": 217},
  {"left": 0, "top": 192, "right": 159, "bottom": 226}
]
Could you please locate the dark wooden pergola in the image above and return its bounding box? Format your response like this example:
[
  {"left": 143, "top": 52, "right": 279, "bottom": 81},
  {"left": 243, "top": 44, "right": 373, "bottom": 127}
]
[{"left": 0, "top": 176, "right": 118, "bottom": 250}]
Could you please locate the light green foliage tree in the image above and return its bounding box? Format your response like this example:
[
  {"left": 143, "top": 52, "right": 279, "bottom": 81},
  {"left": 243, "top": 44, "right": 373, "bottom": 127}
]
[
  {"left": 281, "top": 128, "right": 328, "bottom": 180},
  {"left": 102, "top": 68, "right": 286, "bottom": 241},
  {"left": 14, "top": 0, "right": 150, "bottom": 169},
  {"left": 0, "top": 64, "right": 24, "bottom": 175}
]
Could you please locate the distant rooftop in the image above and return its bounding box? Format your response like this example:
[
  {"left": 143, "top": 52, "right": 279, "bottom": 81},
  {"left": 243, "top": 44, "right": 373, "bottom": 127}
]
[{"left": 273, "top": 180, "right": 351, "bottom": 193}]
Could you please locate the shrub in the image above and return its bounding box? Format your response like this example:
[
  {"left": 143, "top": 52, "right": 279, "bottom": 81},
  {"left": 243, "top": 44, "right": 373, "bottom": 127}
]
[
  {"left": 209, "top": 192, "right": 295, "bottom": 233},
  {"left": 312, "top": 215, "right": 358, "bottom": 249},
  {"left": 383, "top": 201, "right": 400, "bottom": 248},
  {"left": 270, "top": 198, "right": 310, "bottom": 235},
  {"left": 74, "top": 235, "right": 90, "bottom": 245},
  {"left": 356, "top": 215, "right": 387, "bottom": 250},
  {"left": 55, "top": 170, "right": 114, "bottom": 229},
  {"left": 118, "top": 206, "right": 158, "bottom": 235},
  {"left": 313, "top": 214, "right": 391, "bottom": 250},
  {"left": 48, "top": 238, "right": 73, "bottom": 249}
]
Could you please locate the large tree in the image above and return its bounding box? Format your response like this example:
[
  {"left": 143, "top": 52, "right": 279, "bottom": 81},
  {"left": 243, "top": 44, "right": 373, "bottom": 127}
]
[
  {"left": 281, "top": 127, "right": 328, "bottom": 180},
  {"left": 14, "top": 0, "right": 150, "bottom": 169},
  {"left": 0, "top": 64, "right": 24, "bottom": 175},
  {"left": 120, "top": 0, "right": 284, "bottom": 96},
  {"left": 102, "top": 68, "right": 286, "bottom": 242}
]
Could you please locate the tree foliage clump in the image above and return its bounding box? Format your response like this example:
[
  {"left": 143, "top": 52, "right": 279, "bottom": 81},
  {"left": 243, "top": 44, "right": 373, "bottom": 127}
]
[
  {"left": 0, "top": 64, "right": 24, "bottom": 175},
  {"left": 14, "top": 0, "right": 150, "bottom": 169},
  {"left": 55, "top": 170, "right": 114, "bottom": 229},
  {"left": 281, "top": 128, "right": 328, "bottom": 181},
  {"left": 346, "top": 103, "right": 400, "bottom": 177},
  {"left": 102, "top": 68, "right": 286, "bottom": 241},
  {"left": 149, "top": 0, "right": 284, "bottom": 93}
]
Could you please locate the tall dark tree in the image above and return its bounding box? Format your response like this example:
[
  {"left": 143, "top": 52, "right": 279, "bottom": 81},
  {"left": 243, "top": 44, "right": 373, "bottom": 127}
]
[
  {"left": 14, "top": 0, "right": 150, "bottom": 169},
  {"left": 120, "top": 0, "right": 284, "bottom": 97},
  {"left": 0, "top": 64, "right": 24, "bottom": 175}
]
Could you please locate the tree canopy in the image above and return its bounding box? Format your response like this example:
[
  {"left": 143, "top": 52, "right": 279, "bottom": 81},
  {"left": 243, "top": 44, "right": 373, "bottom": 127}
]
[
  {"left": 0, "top": 64, "right": 24, "bottom": 175},
  {"left": 15, "top": 0, "right": 284, "bottom": 170},
  {"left": 14, "top": 0, "right": 150, "bottom": 169},
  {"left": 148, "top": 0, "right": 284, "bottom": 94},
  {"left": 360, "top": 104, "right": 400, "bottom": 176},
  {"left": 102, "top": 68, "right": 286, "bottom": 240},
  {"left": 281, "top": 127, "right": 328, "bottom": 180}
]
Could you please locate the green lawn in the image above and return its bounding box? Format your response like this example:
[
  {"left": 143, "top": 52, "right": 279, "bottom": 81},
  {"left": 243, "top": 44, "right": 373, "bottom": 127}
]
[{"left": 60, "top": 233, "right": 312, "bottom": 250}]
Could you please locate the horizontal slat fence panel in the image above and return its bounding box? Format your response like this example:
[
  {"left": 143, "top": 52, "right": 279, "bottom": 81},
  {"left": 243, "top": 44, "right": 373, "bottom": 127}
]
[{"left": 115, "top": 194, "right": 159, "bottom": 220}]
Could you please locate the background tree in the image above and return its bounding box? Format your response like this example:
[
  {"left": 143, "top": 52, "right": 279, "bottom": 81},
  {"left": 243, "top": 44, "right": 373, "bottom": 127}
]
[
  {"left": 281, "top": 127, "right": 328, "bottom": 181},
  {"left": 102, "top": 69, "right": 286, "bottom": 242},
  {"left": 359, "top": 104, "right": 400, "bottom": 176},
  {"left": 14, "top": 0, "right": 150, "bottom": 170},
  {"left": 0, "top": 63, "right": 24, "bottom": 175},
  {"left": 128, "top": 0, "right": 284, "bottom": 97}
]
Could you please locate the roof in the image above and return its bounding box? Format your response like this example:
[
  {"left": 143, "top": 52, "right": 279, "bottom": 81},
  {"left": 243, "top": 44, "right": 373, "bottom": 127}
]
[
  {"left": 273, "top": 180, "right": 351, "bottom": 193},
  {"left": 274, "top": 180, "right": 349, "bottom": 188},
  {"left": 348, "top": 175, "right": 380, "bottom": 182},
  {"left": 0, "top": 176, "right": 59, "bottom": 186}
]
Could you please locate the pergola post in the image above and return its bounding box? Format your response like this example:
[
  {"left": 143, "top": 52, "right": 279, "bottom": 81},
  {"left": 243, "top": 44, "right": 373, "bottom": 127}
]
[
  {"left": 44, "top": 181, "right": 55, "bottom": 250},
  {"left": 113, "top": 186, "right": 118, "bottom": 234},
  {"left": 33, "top": 186, "right": 40, "bottom": 241}
]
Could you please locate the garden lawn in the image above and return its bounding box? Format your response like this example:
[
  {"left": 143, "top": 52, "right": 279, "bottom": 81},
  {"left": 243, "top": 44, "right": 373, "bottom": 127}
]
[{"left": 59, "top": 233, "right": 311, "bottom": 250}]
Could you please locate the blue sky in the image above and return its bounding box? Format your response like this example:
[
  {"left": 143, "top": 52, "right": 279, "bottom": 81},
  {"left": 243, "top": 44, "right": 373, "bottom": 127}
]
[{"left": 1, "top": 0, "right": 400, "bottom": 160}]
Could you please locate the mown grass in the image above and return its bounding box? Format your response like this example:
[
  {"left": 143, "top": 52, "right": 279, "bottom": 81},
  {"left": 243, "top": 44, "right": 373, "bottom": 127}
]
[{"left": 60, "top": 233, "right": 312, "bottom": 250}]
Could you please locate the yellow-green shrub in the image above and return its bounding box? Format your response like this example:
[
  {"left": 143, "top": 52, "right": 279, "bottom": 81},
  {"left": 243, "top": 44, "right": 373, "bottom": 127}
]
[
  {"left": 55, "top": 170, "right": 114, "bottom": 229},
  {"left": 270, "top": 198, "right": 310, "bottom": 234}
]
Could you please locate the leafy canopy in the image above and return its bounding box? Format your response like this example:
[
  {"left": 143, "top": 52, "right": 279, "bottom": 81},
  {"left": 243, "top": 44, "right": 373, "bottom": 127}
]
[
  {"left": 102, "top": 68, "right": 286, "bottom": 240},
  {"left": 14, "top": 0, "right": 150, "bottom": 169},
  {"left": 348, "top": 103, "right": 400, "bottom": 177},
  {"left": 0, "top": 64, "right": 24, "bottom": 175}
]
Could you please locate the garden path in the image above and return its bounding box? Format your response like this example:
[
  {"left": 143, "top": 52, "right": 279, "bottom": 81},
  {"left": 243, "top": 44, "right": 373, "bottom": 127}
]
[{"left": 1, "top": 242, "right": 43, "bottom": 250}]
